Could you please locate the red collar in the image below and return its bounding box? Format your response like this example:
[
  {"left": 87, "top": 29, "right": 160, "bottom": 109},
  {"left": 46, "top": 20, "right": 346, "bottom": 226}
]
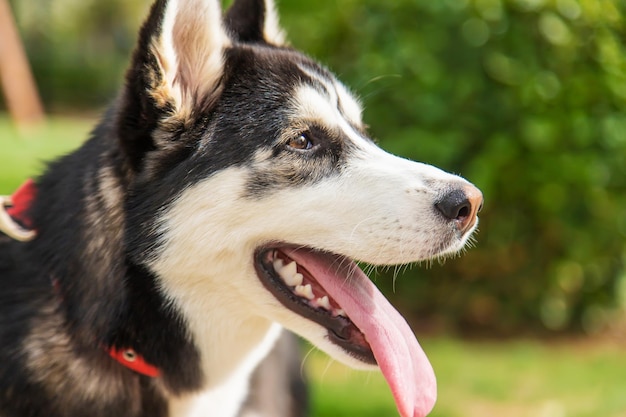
[
  {"left": 2, "top": 180, "right": 160, "bottom": 378},
  {"left": 0, "top": 179, "right": 37, "bottom": 241},
  {"left": 108, "top": 347, "right": 161, "bottom": 377}
]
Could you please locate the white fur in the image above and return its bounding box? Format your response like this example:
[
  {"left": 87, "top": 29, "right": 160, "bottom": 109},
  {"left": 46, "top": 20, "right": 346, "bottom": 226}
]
[
  {"left": 290, "top": 85, "right": 341, "bottom": 128},
  {"left": 295, "top": 63, "right": 363, "bottom": 126},
  {"left": 169, "top": 325, "right": 282, "bottom": 417},
  {"left": 334, "top": 80, "right": 363, "bottom": 126}
]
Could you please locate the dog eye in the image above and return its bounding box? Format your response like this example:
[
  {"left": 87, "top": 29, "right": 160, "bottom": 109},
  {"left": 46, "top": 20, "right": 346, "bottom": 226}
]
[{"left": 288, "top": 133, "right": 313, "bottom": 151}]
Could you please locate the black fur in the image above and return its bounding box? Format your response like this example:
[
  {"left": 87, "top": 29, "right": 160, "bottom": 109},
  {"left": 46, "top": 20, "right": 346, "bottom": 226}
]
[
  {"left": 1, "top": 0, "right": 320, "bottom": 415},
  {"left": 225, "top": 0, "right": 268, "bottom": 43},
  {"left": 118, "top": 0, "right": 172, "bottom": 173},
  {"left": 108, "top": 262, "right": 204, "bottom": 393}
]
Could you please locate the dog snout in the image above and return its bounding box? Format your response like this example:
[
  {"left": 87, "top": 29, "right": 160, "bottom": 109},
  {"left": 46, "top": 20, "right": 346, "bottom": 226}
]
[{"left": 435, "top": 185, "right": 483, "bottom": 234}]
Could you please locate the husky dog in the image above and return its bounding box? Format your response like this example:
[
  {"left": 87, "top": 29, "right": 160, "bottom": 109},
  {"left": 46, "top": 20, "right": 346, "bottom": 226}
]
[{"left": 0, "top": 0, "right": 483, "bottom": 416}]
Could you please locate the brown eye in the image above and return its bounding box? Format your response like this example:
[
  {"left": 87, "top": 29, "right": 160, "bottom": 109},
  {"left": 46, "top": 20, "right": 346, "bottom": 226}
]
[{"left": 288, "top": 133, "right": 313, "bottom": 150}]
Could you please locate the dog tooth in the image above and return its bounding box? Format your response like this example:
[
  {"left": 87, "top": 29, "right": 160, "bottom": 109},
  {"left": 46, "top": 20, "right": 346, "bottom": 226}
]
[
  {"left": 303, "top": 284, "right": 314, "bottom": 299},
  {"left": 333, "top": 309, "right": 346, "bottom": 317},
  {"left": 273, "top": 258, "right": 284, "bottom": 273},
  {"left": 317, "top": 296, "right": 331, "bottom": 310},
  {"left": 295, "top": 284, "right": 314, "bottom": 300},
  {"left": 285, "top": 272, "right": 303, "bottom": 287},
  {"left": 294, "top": 285, "right": 306, "bottom": 298},
  {"left": 279, "top": 261, "right": 298, "bottom": 281}
]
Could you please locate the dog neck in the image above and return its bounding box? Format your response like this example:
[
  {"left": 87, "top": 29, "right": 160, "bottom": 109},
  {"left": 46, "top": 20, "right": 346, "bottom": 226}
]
[
  {"left": 167, "top": 323, "right": 282, "bottom": 417},
  {"left": 152, "top": 259, "right": 283, "bottom": 388}
]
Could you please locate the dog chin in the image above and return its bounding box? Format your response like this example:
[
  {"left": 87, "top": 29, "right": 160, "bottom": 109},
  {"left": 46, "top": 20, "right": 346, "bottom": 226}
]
[
  {"left": 309, "top": 329, "right": 380, "bottom": 370},
  {"left": 437, "top": 221, "right": 479, "bottom": 259}
]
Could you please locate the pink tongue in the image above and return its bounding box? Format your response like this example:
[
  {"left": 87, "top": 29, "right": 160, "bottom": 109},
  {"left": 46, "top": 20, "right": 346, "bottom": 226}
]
[{"left": 287, "top": 249, "right": 437, "bottom": 417}]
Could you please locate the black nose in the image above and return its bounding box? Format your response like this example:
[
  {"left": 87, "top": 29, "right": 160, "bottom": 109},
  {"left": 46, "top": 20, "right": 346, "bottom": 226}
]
[
  {"left": 435, "top": 185, "right": 483, "bottom": 233},
  {"left": 436, "top": 189, "right": 472, "bottom": 220}
]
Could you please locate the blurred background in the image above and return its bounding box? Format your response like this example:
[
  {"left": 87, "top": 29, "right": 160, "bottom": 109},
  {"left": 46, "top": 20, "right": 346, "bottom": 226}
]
[{"left": 1, "top": 0, "right": 625, "bottom": 416}]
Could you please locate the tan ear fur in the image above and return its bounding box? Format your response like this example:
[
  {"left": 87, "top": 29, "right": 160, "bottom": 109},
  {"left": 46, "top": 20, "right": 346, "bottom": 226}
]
[{"left": 152, "top": 0, "right": 232, "bottom": 114}]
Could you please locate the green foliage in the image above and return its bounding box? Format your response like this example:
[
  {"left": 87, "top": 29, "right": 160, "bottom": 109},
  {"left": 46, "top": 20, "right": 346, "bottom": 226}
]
[
  {"left": 279, "top": 0, "right": 626, "bottom": 334},
  {"left": 4, "top": 0, "right": 626, "bottom": 333}
]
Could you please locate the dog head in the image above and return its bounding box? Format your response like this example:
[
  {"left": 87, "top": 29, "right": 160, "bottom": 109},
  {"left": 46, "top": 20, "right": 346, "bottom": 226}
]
[{"left": 117, "top": 1, "right": 482, "bottom": 416}]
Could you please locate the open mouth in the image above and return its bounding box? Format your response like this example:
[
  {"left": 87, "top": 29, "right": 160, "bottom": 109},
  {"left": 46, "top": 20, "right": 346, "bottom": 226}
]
[
  {"left": 255, "top": 246, "right": 375, "bottom": 364},
  {"left": 253, "top": 244, "right": 437, "bottom": 417}
]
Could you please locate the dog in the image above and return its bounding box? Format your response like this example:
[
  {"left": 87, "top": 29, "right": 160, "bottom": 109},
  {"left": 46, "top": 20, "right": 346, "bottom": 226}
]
[{"left": 0, "top": 0, "right": 483, "bottom": 416}]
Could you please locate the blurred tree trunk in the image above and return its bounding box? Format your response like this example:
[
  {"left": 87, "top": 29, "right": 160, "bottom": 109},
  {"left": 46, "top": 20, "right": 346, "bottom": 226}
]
[{"left": 0, "top": 0, "right": 44, "bottom": 129}]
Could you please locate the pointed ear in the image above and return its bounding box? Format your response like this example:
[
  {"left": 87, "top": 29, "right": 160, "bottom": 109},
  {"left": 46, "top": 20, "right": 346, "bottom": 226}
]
[
  {"left": 118, "top": 0, "right": 231, "bottom": 171},
  {"left": 225, "top": 0, "right": 286, "bottom": 45}
]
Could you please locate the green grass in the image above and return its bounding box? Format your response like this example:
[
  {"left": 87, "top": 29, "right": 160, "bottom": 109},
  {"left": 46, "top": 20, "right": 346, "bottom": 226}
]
[
  {"left": 309, "top": 337, "right": 626, "bottom": 417},
  {"left": 3, "top": 115, "right": 626, "bottom": 417},
  {"left": 0, "top": 115, "right": 92, "bottom": 193}
]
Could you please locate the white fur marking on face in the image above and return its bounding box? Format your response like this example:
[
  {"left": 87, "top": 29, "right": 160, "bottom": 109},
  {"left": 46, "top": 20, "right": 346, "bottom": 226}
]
[
  {"left": 151, "top": 171, "right": 290, "bottom": 392},
  {"left": 296, "top": 63, "right": 363, "bottom": 127},
  {"left": 292, "top": 85, "right": 341, "bottom": 127},
  {"left": 291, "top": 83, "right": 367, "bottom": 153},
  {"left": 334, "top": 80, "right": 363, "bottom": 126}
]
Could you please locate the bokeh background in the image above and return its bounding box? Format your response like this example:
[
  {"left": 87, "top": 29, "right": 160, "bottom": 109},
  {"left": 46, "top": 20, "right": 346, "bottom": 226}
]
[{"left": 1, "top": 0, "right": 626, "bottom": 416}]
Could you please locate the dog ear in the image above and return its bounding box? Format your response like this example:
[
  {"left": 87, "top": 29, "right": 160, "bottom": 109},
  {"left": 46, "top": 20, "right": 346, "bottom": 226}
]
[
  {"left": 225, "top": 0, "right": 286, "bottom": 45},
  {"left": 117, "top": 0, "right": 231, "bottom": 171}
]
